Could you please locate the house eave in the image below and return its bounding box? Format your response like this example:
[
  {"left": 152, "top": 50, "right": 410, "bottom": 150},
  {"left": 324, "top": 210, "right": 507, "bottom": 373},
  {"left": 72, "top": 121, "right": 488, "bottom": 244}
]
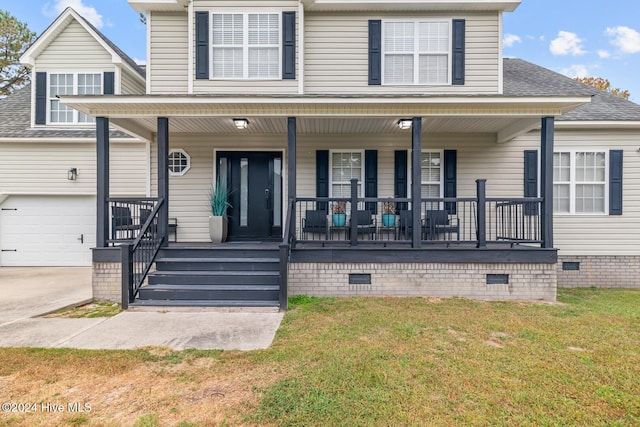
[
  {"left": 61, "top": 94, "right": 591, "bottom": 118},
  {"left": 301, "top": 0, "right": 521, "bottom": 12},
  {"left": 128, "top": 0, "right": 189, "bottom": 13},
  {"left": 555, "top": 121, "right": 640, "bottom": 129}
]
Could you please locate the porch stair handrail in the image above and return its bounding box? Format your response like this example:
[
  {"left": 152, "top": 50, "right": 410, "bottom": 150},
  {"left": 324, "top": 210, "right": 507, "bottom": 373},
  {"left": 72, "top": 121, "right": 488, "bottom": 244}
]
[
  {"left": 278, "top": 198, "right": 297, "bottom": 311},
  {"left": 121, "top": 198, "right": 165, "bottom": 309}
]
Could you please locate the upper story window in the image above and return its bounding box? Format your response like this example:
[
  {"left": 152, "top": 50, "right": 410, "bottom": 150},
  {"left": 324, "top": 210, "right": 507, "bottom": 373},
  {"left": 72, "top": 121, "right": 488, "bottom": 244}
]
[
  {"left": 383, "top": 21, "right": 450, "bottom": 85},
  {"left": 211, "top": 12, "right": 280, "bottom": 80},
  {"left": 554, "top": 151, "right": 607, "bottom": 214},
  {"left": 49, "top": 73, "right": 101, "bottom": 124}
]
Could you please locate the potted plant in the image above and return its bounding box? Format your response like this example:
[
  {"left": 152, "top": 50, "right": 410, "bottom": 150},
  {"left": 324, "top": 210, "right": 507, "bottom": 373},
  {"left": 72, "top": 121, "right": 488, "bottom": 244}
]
[
  {"left": 332, "top": 201, "right": 346, "bottom": 227},
  {"left": 382, "top": 198, "right": 396, "bottom": 227},
  {"left": 208, "top": 179, "right": 231, "bottom": 243}
]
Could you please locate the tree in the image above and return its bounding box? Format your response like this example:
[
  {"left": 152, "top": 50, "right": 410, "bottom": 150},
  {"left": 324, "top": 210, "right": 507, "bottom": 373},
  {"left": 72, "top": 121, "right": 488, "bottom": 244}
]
[
  {"left": 574, "top": 76, "right": 631, "bottom": 100},
  {"left": 0, "top": 10, "right": 37, "bottom": 96}
]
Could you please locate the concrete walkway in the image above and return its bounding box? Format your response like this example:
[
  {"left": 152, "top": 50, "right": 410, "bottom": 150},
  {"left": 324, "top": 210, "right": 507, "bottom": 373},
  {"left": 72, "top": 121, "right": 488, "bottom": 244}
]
[{"left": 0, "top": 267, "right": 283, "bottom": 351}]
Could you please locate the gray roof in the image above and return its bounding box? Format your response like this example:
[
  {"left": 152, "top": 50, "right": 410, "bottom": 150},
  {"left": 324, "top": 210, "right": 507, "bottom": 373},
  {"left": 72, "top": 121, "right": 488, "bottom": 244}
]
[
  {"left": 0, "top": 84, "right": 131, "bottom": 139},
  {"left": 504, "top": 58, "right": 640, "bottom": 121},
  {"left": 3, "top": 58, "right": 640, "bottom": 139}
]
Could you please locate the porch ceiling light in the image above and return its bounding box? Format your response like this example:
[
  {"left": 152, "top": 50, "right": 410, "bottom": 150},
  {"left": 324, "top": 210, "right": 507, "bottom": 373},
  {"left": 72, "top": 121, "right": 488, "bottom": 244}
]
[
  {"left": 233, "top": 118, "right": 249, "bottom": 130},
  {"left": 397, "top": 119, "right": 412, "bottom": 130}
]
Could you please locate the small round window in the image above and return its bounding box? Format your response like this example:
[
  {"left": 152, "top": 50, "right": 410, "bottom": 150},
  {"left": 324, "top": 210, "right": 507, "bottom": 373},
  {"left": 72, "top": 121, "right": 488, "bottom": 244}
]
[{"left": 168, "top": 149, "right": 190, "bottom": 176}]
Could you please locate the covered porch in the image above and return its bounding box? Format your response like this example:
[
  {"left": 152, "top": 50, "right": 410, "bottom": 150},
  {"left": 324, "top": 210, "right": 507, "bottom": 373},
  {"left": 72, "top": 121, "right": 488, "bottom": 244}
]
[{"left": 63, "top": 94, "right": 589, "bottom": 307}]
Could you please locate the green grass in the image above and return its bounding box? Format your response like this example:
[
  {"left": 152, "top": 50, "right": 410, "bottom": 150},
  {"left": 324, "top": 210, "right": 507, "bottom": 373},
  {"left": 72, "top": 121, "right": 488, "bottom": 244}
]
[
  {"left": 43, "top": 301, "right": 122, "bottom": 318},
  {"left": 1, "top": 289, "right": 639, "bottom": 426}
]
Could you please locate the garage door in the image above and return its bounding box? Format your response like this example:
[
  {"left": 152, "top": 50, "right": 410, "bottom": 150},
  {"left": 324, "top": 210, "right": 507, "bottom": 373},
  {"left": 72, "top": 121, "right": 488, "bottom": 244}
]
[{"left": 0, "top": 196, "right": 96, "bottom": 266}]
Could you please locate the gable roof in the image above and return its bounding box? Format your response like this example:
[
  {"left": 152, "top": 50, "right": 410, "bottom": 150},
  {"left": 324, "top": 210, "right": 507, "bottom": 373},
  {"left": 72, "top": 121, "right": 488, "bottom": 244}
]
[
  {"left": 20, "top": 8, "right": 145, "bottom": 80},
  {"left": 504, "top": 58, "right": 640, "bottom": 122},
  {"left": 0, "top": 84, "right": 131, "bottom": 139}
]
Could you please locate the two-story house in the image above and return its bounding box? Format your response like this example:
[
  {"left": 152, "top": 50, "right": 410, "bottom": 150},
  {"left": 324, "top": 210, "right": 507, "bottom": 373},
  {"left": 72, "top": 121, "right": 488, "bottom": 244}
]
[{"left": 3, "top": 0, "right": 640, "bottom": 309}]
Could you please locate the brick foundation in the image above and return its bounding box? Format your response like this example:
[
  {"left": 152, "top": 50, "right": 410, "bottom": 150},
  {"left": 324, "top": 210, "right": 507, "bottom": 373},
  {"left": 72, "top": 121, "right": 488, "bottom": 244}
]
[
  {"left": 557, "top": 255, "right": 640, "bottom": 288},
  {"left": 92, "top": 262, "right": 121, "bottom": 302},
  {"left": 289, "top": 262, "right": 557, "bottom": 301}
]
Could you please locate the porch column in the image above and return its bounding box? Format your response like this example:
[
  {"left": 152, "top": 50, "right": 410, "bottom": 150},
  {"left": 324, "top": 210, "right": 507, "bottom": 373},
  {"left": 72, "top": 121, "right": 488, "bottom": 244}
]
[
  {"left": 540, "top": 116, "right": 554, "bottom": 248},
  {"left": 288, "top": 117, "right": 296, "bottom": 202},
  {"left": 411, "top": 117, "right": 422, "bottom": 248},
  {"left": 158, "top": 117, "right": 169, "bottom": 246},
  {"left": 96, "top": 117, "right": 110, "bottom": 248}
]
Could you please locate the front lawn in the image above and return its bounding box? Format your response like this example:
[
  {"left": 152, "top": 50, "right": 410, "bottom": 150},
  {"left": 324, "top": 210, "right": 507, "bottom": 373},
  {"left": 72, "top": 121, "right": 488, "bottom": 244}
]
[{"left": 1, "top": 289, "right": 639, "bottom": 426}]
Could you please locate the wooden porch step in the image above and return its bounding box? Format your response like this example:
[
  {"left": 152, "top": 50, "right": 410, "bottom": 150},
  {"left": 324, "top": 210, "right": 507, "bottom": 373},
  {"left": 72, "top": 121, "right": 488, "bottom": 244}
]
[
  {"left": 129, "top": 299, "right": 280, "bottom": 308},
  {"left": 155, "top": 257, "right": 279, "bottom": 271},
  {"left": 138, "top": 284, "right": 279, "bottom": 301}
]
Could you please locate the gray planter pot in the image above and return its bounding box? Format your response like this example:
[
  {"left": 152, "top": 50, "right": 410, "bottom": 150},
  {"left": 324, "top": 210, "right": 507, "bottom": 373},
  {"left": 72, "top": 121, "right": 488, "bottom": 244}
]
[{"left": 208, "top": 216, "right": 228, "bottom": 243}]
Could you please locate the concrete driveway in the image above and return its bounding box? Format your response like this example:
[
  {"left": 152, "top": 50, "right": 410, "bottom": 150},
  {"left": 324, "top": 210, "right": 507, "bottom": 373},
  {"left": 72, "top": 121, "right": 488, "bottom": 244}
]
[
  {"left": 0, "top": 267, "right": 283, "bottom": 351},
  {"left": 0, "top": 267, "right": 92, "bottom": 326}
]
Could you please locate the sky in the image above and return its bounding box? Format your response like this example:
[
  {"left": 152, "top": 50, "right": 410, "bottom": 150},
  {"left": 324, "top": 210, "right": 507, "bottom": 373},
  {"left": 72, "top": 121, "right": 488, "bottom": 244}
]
[{"left": 2, "top": 0, "right": 640, "bottom": 101}]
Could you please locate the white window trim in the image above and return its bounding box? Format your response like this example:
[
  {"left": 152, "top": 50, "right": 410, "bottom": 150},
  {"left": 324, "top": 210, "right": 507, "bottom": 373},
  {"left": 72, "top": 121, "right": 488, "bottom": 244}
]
[
  {"left": 209, "top": 11, "right": 282, "bottom": 81},
  {"left": 553, "top": 150, "right": 609, "bottom": 216},
  {"left": 47, "top": 72, "right": 103, "bottom": 126},
  {"left": 329, "top": 149, "right": 365, "bottom": 198},
  {"left": 168, "top": 149, "right": 191, "bottom": 177},
  {"left": 381, "top": 19, "right": 452, "bottom": 86}
]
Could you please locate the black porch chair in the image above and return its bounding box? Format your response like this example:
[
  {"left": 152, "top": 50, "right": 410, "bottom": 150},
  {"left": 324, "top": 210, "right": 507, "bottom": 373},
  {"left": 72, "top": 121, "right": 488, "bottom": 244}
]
[
  {"left": 111, "top": 206, "right": 139, "bottom": 240},
  {"left": 424, "top": 210, "right": 460, "bottom": 241},
  {"left": 348, "top": 210, "right": 377, "bottom": 240},
  {"left": 302, "top": 210, "right": 328, "bottom": 240}
]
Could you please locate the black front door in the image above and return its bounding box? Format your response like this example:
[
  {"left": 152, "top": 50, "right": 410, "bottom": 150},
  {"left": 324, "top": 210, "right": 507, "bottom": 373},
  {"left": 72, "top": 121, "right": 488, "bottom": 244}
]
[{"left": 217, "top": 151, "right": 282, "bottom": 240}]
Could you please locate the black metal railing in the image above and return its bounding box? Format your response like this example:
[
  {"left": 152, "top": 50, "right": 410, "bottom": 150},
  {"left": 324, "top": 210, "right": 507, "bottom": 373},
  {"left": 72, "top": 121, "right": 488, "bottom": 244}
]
[
  {"left": 291, "top": 179, "right": 543, "bottom": 248},
  {"left": 107, "top": 198, "right": 159, "bottom": 246},
  {"left": 278, "top": 198, "right": 296, "bottom": 311},
  {"left": 120, "top": 198, "right": 164, "bottom": 309}
]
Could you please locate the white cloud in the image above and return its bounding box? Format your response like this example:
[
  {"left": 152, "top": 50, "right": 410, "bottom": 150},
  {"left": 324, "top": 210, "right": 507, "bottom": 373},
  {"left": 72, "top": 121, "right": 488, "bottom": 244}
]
[
  {"left": 44, "top": 0, "right": 104, "bottom": 29},
  {"left": 550, "top": 31, "right": 586, "bottom": 56},
  {"left": 598, "top": 50, "right": 611, "bottom": 58},
  {"left": 606, "top": 26, "right": 640, "bottom": 54},
  {"left": 561, "top": 64, "right": 589, "bottom": 79},
  {"left": 503, "top": 34, "right": 521, "bottom": 48}
]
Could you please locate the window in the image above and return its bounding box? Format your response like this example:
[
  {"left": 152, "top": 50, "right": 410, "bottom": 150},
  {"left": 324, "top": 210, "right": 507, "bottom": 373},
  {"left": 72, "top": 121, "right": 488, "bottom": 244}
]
[
  {"left": 553, "top": 151, "right": 607, "bottom": 214},
  {"left": 212, "top": 12, "right": 280, "bottom": 79},
  {"left": 49, "top": 73, "right": 101, "bottom": 124},
  {"left": 421, "top": 151, "right": 444, "bottom": 209},
  {"left": 383, "top": 20, "right": 450, "bottom": 85},
  {"left": 168, "top": 149, "right": 191, "bottom": 176},
  {"left": 330, "top": 151, "right": 363, "bottom": 197}
]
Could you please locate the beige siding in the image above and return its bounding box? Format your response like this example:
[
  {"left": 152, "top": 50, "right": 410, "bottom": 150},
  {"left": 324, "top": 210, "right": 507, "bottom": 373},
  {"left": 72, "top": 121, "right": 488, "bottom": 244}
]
[
  {"left": 0, "top": 141, "right": 147, "bottom": 196},
  {"left": 304, "top": 12, "right": 500, "bottom": 94},
  {"left": 149, "top": 12, "right": 189, "bottom": 94},
  {"left": 36, "top": 21, "right": 114, "bottom": 70},
  {"left": 514, "top": 129, "right": 640, "bottom": 257},
  {"left": 121, "top": 68, "right": 146, "bottom": 94},
  {"left": 192, "top": 2, "right": 299, "bottom": 94}
]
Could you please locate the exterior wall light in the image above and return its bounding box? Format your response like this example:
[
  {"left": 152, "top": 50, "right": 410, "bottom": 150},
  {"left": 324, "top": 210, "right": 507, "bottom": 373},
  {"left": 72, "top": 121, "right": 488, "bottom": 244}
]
[
  {"left": 233, "top": 118, "right": 249, "bottom": 129},
  {"left": 68, "top": 167, "right": 78, "bottom": 180},
  {"left": 397, "top": 119, "right": 412, "bottom": 130}
]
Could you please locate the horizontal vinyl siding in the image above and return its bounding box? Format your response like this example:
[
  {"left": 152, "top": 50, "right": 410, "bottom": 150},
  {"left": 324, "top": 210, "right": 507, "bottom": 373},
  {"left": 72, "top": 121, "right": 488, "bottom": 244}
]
[
  {"left": 149, "top": 12, "right": 189, "bottom": 94},
  {"left": 193, "top": 2, "right": 299, "bottom": 94},
  {"left": 36, "top": 21, "right": 113, "bottom": 69},
  {"left": 156, "top": 134, "right": 288, "bottom": 242},
  {"left": 304, "top": 12, "right": 500, "bottom": 94},
  {"left": 121, "top": 68, "right": 145, "bottom": 94},
  {"left": 515, "top": 129, "right": 640, "bottom": 257},
  {"left": 0, "top": 141, "right": 147, "bottom": 196}
]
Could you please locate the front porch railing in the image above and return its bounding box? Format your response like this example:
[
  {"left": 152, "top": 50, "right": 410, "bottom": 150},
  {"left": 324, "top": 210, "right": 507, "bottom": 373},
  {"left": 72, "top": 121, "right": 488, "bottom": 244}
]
[
  {"left": 107, "top": 198, "right": 160, "bottom": 246},
  {"left": 120, "top": 198, "right": 165, "bottom": 309},
  {"left": 290, "top": 179, "right": 543, "bottom": 248}
]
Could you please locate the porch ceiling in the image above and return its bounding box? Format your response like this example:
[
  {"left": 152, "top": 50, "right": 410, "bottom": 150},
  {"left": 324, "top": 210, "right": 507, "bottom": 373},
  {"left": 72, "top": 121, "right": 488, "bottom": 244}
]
[{"left": 61, "top": 94, "right": 590, "bottom": 142}]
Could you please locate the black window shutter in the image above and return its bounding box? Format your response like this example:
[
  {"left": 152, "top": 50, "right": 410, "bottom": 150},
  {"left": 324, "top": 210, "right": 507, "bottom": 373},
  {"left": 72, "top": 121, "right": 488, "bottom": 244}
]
[
  {"left": 103, "top": 72, "right": 115, "bottom": 95},
  {"left": 394, "top": 150, "right": 408, "bottom": 211},
  {"left": 368, "top": 20, "right": 382, "bottom": 85},
  {"left": 365, "top": 150, "right": 378, "bottom": 213},
  {"left": 444, "top": 150, "right": 457, "bottom": 214},
  {"left": 316, "top": 150, "right": 329, "bottom": 213},
  {"left": 524, "top": 150, "right": 539, "bottom": 215},
  {"left": 282, "top": 12, "right": 296, "bottom": 80},
  {"left": 35, "top": 72, "right": 47, "bottom": 125},
  {"left": 195, "top": 11, "right": 209, "bottom": 80},
  {"left": 452, "top": 19, "right": 465, "bottom": 85},
  {"left": 609, "top": 150, "right": 623, "bottom": 215}
]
